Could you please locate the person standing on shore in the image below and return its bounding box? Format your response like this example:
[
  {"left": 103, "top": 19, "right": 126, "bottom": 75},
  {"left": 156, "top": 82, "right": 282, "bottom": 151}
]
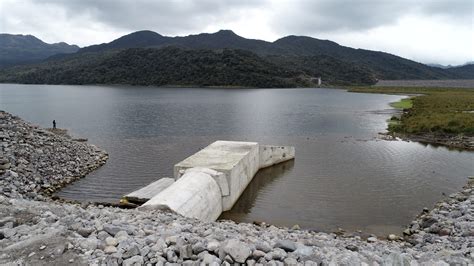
[{"left": 53, "top": 120, "right": 56, "bottom": 129}]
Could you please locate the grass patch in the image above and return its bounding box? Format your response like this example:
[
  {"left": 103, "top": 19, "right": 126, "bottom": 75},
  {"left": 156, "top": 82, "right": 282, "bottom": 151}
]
[
  {"left": 348, "top": 86, "right": 474, "bottom": 136},
  {"left": 390, "top": 98, "right": 413, "bottom": 109}
]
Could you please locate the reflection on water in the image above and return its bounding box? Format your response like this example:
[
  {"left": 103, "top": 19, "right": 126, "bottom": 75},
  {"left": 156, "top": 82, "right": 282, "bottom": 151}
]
[
  {"left": 1, "top": 84, "right": 473, "bottom": 236},
  {"left": 221, "top": 160, "right": 295, "bottom": 218}
]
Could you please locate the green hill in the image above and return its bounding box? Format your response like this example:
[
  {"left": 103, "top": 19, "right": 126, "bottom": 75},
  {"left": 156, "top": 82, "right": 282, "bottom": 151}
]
[
  {"left": 0, "top": 47, "right": 318, "bottom": 87},
  {"left": 1, "top": 30, "right": 470, "bottom": 87}
]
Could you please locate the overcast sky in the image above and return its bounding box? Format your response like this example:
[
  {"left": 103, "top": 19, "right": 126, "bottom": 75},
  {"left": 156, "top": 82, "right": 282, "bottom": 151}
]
[{"left": 1, "top": 0, "right": 473, "bottom": 65}]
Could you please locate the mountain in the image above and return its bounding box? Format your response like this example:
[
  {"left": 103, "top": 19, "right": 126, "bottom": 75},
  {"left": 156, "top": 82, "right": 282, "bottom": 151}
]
[
  {"left": 272, "top": 35, "right": 455, "bottom": 80},
  {"left": 1, "top": 30, "right": 471, "bottom": 87},
  {"left": 0, "top": 34, "right": 79, "bottom": 67},
  {"left": 427, "top": 63, "right": 453, "bottom": 69},
  {"left": 0, "top": 47, "right": 319, "bottom": 87},
  {"left": 428, "top": 61, "right": 474, "bottom": 69},
  {"left": 75, "top": 30, "right": 462, "bottom": 80},
  {"left": 79, "top": 30, "right": 282, "bottom": 55},
  {"left": 446, "top": 64, "right": 474, "bottom": 79},
  {"left": 80, "top": 30, "right": 166, "bottom": 53}
]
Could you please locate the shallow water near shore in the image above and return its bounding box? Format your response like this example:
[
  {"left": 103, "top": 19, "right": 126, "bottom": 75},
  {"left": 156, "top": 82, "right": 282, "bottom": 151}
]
[{"left": 1, "top": 84, "right": 473, "bottom": 236}]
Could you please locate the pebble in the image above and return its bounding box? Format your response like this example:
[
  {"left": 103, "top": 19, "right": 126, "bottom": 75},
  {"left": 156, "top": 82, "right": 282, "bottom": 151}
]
[
  {"left": 387, "top": 234, "right": 398, "bottom": 241},
  {"left": 105, "top": 236, "right": 118, "bottom": 247},
  {"left": 274, "top": 240, "right": 297, "bottom": 252},
  {"left": 104, "top": 245, "right": 118, "bottom": 254},
  {"left": 367, "top": 237, "right": 377, "bottom": 243}
]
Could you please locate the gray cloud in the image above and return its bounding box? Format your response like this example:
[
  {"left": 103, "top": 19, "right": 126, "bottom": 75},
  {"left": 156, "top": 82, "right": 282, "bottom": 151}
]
[
  {"left": 0, "top": 0, "right": 472, "bottom": 64},
  {"left": 270, "top": 0, "right": 473, "bottom": 34},
  {"left": 34, "top": 0, "right": 266, "bottom": 35}
]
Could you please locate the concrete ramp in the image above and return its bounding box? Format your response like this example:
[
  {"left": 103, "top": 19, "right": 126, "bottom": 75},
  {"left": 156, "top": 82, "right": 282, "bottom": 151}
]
[
  {"left": 139, "top": 141, "right": 295, "bottom": 221},
  {"left": 123, "top": 178, "right": 174, "bottom": 204}
]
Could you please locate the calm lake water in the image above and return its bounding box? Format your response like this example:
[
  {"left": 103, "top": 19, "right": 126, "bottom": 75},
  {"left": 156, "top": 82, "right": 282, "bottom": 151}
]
[{"left": 1, "top": 84, "right": 473, "bottom": 235}]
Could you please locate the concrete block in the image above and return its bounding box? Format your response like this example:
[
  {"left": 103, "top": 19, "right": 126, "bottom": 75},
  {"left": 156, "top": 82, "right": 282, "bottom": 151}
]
[
  {"left": 139, "top": 169, "right": 222, "bottom": 221},
  {"left": 174, "top": 141, "right": 260, "bottom": 211},
  {"left": 123, "top": 177, "right": 174, "bottom": 204},
  {"left": 259, "top": 145, "right": 295, "bottom": 168},
  {"left": 178, "top": 167, "right": 229, "bottom": 196}
]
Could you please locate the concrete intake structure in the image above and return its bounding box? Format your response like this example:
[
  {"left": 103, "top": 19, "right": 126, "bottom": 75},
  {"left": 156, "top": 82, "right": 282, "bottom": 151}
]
[{"left": 139, "top": 141, "right": 295, "bottom": 221}]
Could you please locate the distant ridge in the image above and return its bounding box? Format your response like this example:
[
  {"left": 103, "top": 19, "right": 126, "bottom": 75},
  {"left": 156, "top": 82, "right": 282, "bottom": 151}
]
[
  {"left": 80, "top": 30, "right": 166, "bottom": 53},
  {"left": 447, "top": 64, "right": 474, "bottom": 79},
  {"left": 0, "top": 30, "right": 472, "bottom": 87},
  {"left": 76, "top": 30, "right": 463, "bottom": 80},
  {"left": 0, "top": 34, "right": 79, "bottom": 67}
]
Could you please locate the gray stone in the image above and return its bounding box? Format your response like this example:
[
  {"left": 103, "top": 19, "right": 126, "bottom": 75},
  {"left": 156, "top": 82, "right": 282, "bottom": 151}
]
[
  {"left": 382, "top": 252, "right": 411, "bottom": 266},
  {"left": 54, "top": 245, "right": 65, "bottom": 255},
  {"left": 166, "top": 250, "right": 178, "bottom": 262},
  {"left": 246, "top": 259, "right": 256, "bottom": 266},
  {"left": 206, "top": 241, "right": 220, "bottom": 252},
  {"left": 97, "top": 230, "right": 111, "bottom": 241},
  {"left": 255, "top": 241, "right": 272, "bottom": 253},
  {"left": 2, "top": 228, "right": 16, "bottom": 238},
  {"left": 201, "top": 253, "right": 221, "bottom": 264},
  {"left": 293, "top": 244, "right": 313, "bottom": 258},
  {"left": 367, "top": 237, "right": 377, "bottom": 243},
  {"left": 103, "top": 224, "right": 122, "bottom": 236},
  {"left": 77, "top": 227, "right": 95, "bottom": 237},
  {"left": 223, "top": 239, "right": 252, "bottom": 263},
  {"left": 0, "top": 162, "right": 11, "bottom": 170},
  {"left": 438, "top": 228, "right": 451, "bottom": 236},
  {"left": 104, "top": 246, "right": 118, "bottom": 254},
  {"left": 420, "top": 217, "right": 437, "bottom": 228},
  {"left": 274, "top": 240, "right": 297, "bottom": 252},
  {"left": 80, "top": 238, "right": 99, "bottom": 251},
  {"left": 192, "top": 242, "right": 206, "bottom": 254},
  {"left": 105, "top": 237, "right": 118, "bottom": 247},
  {"left": 140, "top": 246, "right": 150, "bottom": 257},
  {"left": 182, "top": 260, "right": 200, "bottom": 266},
  {"left": 122, "top": 244, "right": 140, "bottom": 259},
  {"left": 179, "top": 244, "right": 193, "bottom": 259},
  {"left": 387, "top": 234, "right": 398, "bottom": 241},
  {"left": 123, "top": 255, "right": 144, "bottom": 266},
  {"left": 283, "top": 257, "right": 298, "bottom": 265},
  {"left": 265, "top": 248, "right": 287, "bottom": 261},
  {"left": 252, "top": 250, "right": 266, "bottom": 260},
  {"left": 345, "top": 245, "right": 358, "bottom": 252}
]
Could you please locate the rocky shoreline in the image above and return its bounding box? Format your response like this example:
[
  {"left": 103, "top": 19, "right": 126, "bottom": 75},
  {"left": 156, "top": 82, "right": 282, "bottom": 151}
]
[
  {"left": 403, "top": 133, "right": 474, "bottom": 151},
  {"left": 1, "top": 110, "right": 473, "bottom": 265},
  {"left": 379, "top": 132, "right": 474, "bottom": 151}
]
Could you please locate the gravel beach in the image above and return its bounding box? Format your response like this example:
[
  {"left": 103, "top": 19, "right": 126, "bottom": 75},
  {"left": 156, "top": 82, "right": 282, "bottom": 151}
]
[{"left": 0, "top": 110, "right": 472, "bottom": 265}]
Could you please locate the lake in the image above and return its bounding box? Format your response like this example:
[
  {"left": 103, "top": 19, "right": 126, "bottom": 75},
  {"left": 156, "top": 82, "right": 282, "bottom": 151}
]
[{"left": 1, "top": 84, "right": 473, "bottom": 235}]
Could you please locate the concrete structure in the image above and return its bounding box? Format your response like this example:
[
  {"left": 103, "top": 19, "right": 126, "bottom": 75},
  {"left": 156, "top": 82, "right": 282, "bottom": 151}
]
[
  {"left": 310, "top": 77, "right": 322, "bottom": 86},
  {"left": 140, "top": 169, "right": 223, "bottom": 221},
  {"left": 139, "top": 141, "right": 295, "bottom": 221},
  {"left": 123, "top": 178, "right": 174, "bottom": 204}
]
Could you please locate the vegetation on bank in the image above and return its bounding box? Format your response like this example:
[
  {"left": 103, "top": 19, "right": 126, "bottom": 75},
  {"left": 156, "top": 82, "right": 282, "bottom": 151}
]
[
  {"left": 0, "top": 46, "right": 377, "bottom": 87},
  {"left": 389, "top": 98, "right": 413, "bottom": 109},
  {"left": 349, "top": 87, "right": 474, "bottom": 136}
]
